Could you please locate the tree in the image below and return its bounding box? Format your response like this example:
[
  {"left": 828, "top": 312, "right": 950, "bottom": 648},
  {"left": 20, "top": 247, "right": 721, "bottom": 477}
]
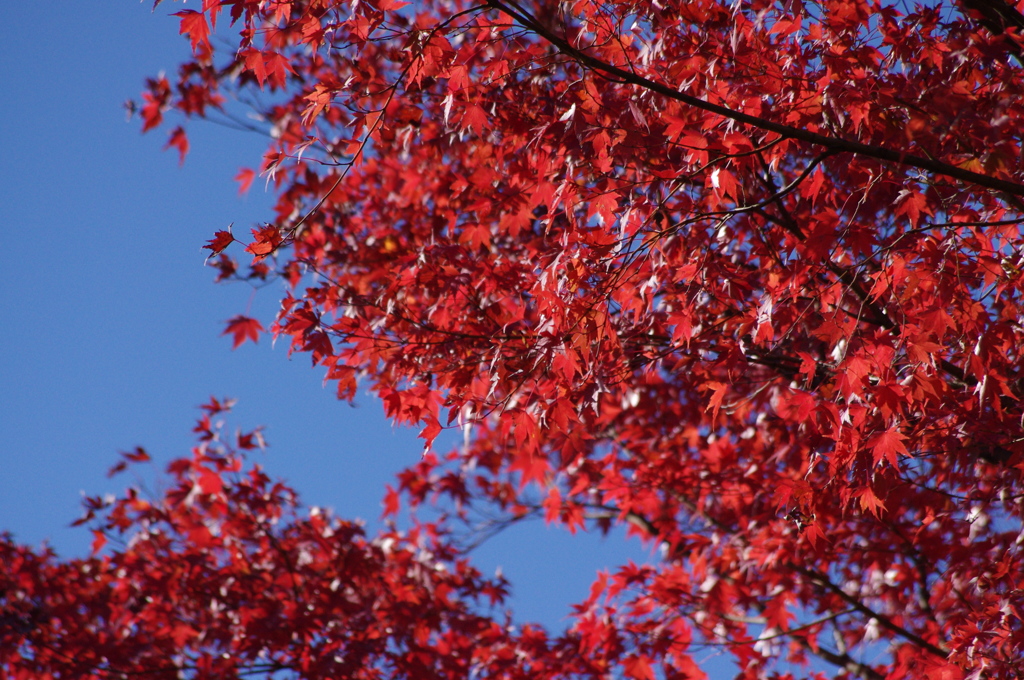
[{"left": 4, "top": 0, "right": 1024, "bottom": 678}]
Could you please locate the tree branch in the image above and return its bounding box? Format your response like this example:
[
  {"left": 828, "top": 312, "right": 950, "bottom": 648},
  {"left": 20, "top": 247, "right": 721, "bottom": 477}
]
[
  {"left": 790, "top": 563, "right": 950, "bottom": 658},
  {"left": 958, "top": 0, "right": 1024, "bottom": 60},
  {"left": 486, "top": 0, "right": 1024, "bottom": 197}
]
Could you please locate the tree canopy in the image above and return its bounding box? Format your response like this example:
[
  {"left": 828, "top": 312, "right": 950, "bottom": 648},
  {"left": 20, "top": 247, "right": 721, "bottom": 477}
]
[{"left": 4, "top": 0, "right": 1024, "bottom": 678}]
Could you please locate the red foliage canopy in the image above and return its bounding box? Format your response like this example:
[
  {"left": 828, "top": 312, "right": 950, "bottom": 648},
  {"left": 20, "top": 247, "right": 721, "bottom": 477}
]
[
  {"left": 1, "top": 407, "right": 549, "bottom": 680},
  {"left": 6, "top": 0, "right": 1024, "bottom": 678}
]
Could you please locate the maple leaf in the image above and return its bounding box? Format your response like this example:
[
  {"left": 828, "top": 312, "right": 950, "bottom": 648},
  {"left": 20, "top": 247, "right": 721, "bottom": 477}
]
[
  {"left": 802, "top": 522, "right": 829, "bottom": 551},
  {"left": 302, "top": 84, "right": 333, "bottom": 125},
  {"left": 203, "top": 229, "right": 234, "bottom": 255},
  {"left": 461, "top": 104, "right": 488, "bottom": 135},
  {"left": 90, "top": 529, "right": 107, "bottom": 556},
  {"left": 763, "top": 593, "right": 795, "bottom": 630},
  {"left": 261, "top": 51, "right": 294, "bottom": 89},
  {"left": 242, "top": 49, "right": 294, "bottom": 90},
  {"left": 704, "top": 381, "right": 728, "bottom": 425},
  {"left": 222, "top": 315, "right": 263, "bottom": 349},
  {"left": 894, "top": 188, "right": 931, "bottom": 228},
  {"left": 197, "top": 468, "right": 223, "bottom": 495},
  {"left": 623, "top": 654, "right": 656, "bottom": 680},
  {"left": 123, "top": 447, "right": 150, "bottom": 463},
  {"left": 106, "top": 447, "right": 151, "bottom": 478},
  {"left": 382, "top": 485, "right": 401, "bottom": 516},
  {"left": 857, "top": 486, "right": 887, "bottom": 518},
  {"left": 543, "top": 486, "right": 562, "bottom": 524},
  {"left": 870, "top": 427, "right": 910, "bottom": 468},
  {"left": 244, "top": 225, "right": 283, "bottom": 260},
  {"left": 199, "top": 396, "right": 235, "bottom": 414},
  {"left": 162, "top": 126, "right": 189, "bottom": 165},
  {"left": 172, "top": 10, "right": 210, "bottom": 54},
  {"left": 234, "top": 168, "right": 255, "bottom": 195},
  {"left": 242, "top": 48, "right": 269, "bottom": 88},
  {"left": 419, "top": 418, "right": 443, "bottom": 449},
  {"left": 236, "top": 429, "right": 264, "bottom": 450},
  {"left": 302, "top": 330, "right": 334, "bottom": 364},
  {"left": 202, "top": 0, "right": 222, "bottom": 30}
]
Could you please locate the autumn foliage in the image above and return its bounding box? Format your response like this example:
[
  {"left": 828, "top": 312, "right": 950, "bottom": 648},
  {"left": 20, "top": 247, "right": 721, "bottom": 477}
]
[
  {"left": 1, "top": 404, "right": 527, "bottom": 679},
  {"left": 5, "top": 0, "right": 1024, "bottom": 678}
]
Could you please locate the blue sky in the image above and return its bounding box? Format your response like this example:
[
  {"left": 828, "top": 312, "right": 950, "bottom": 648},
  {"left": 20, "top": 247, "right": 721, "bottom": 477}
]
[{"left": 0, "top": 3, "right": 652, "bottom": 632}]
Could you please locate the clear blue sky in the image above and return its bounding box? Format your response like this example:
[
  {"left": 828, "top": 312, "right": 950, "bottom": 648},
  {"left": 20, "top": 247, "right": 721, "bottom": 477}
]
[{"left": 0, "top": 3, "right": 651, "bottom": 632}]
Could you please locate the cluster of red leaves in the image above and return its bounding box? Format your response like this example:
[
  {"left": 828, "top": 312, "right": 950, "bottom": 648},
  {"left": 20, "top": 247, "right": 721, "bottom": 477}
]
[
  {"left": 2, "top": 405, "right": 643, "bottom": 680},
  {"left": 35, "top": 0, "right": 1024, "bottom": 678}
]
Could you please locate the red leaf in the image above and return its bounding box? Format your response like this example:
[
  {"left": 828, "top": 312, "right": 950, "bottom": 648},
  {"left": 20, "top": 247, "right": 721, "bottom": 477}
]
[
  {"left": 419, "top": 418, "right": 443, "bottom": 449},
  {"left": 302, "top": 330, "right": 334, "bottom": 364},
  {"left": 705, "top": 381, "right": 727, "bottom": 425},
  {"left": 383, "top": 485, "right": 401, "bottom": 516},
  {"left": 140, "top": 76, "right": 170, "bottom": 132},
  {"left": 302, "top": 85, "right": 333, "bottom": 125},
  {"left": 90, "top": 530, "right": 107, "bottom": 556},
  {"left": 261, "top": 51, "right": 295, "bottom": 89},
  {"left": 223, "top": 315, "right": 263, "bottom": 349},
  {"left": 173, "top": 10, "right": 210, "bottom": 53},
  {"left": 461, "top": 104, "right": 488, "bottom": 135},
  {"left": 163, "top": 126, "right": 189, "bottom": 165},
  {"left": 764, "top": 593, "right": 795, "bottom": 630},
  {"left": 377, "top": 0, "right": 411, "bottom": 10},
  {"left": 894, "top": 188, "right": 930, "bottom": 228},
  {"left": 199, "top": 396, "right": 236, "bottom": 414},
  {"left": 202, "top": 0, "right": 222, "bottom": 29},
  {"left": 858, "top": 486, "right": 887, "bottom": 518},
  {"left": 204, "top": 230, "right": 235, "bottom": 255},
  {"left": 245, "top": 225, "right": 283, "bottom": 260},
  {"left": 235, "top": 168, "right": 255, "bottom": 195},
  {"left": 243, "top": 49, "right": 294, "bottom": 89},
  {"left": 802, "top": 521, "right": 829, "bottom": 551},
  {"left": 123, "top": 447, "right": 150, "bottom": 463},
  {"left": 870, "top": 427, "right": 909, "bottom": 468},
  {"left": 623, "top": 654, "right": 656, "bottom": 680},
  {"left": 236, "top": 429, "right": 264, "bottom": 450},
  {"left": 243, "top": 48, "right": 269, "bottom": 88},
  {"left": 108, "top": 447, "right": 151, "bottom": 477},
  {"left": 171, "top": 624, "right": 199, "bottom": 647},
  {"left": 198, "top": 468, "right": 223, "bottom": 495},
  {"left": 543, "top": 486, "right": 561, "bottom": 524}
]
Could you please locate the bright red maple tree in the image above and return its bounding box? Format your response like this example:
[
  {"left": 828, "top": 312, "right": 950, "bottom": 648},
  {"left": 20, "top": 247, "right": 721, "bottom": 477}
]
[{"left": 5, "top": 0, "right": 1024, "bottom": 678}]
